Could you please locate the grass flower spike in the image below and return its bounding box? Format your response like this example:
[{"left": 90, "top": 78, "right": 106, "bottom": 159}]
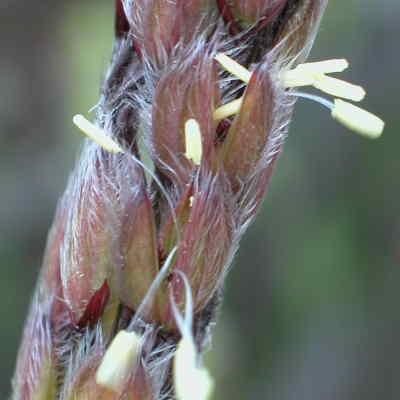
[{"left": 12, "top": 1, "right": 385, "bottom": 399}]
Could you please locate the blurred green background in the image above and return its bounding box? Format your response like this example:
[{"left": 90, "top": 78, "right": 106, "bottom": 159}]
[{"left": 1, "top": 0, "right": 399, "bottom": 398}]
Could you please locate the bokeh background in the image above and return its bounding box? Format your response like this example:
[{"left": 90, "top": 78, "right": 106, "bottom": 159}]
[{"left": 1, "top": 0, "right": 399, "bottom": 398}]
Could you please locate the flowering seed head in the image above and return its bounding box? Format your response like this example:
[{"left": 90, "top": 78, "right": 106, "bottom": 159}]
[{"left": 14, "top": 1, "right": 386, "bottom": 399}]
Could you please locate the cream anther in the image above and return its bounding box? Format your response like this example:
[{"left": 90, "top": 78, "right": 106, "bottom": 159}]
[
  {"left": 73, "top": 115, "right": 123, "bottom": 153},
  {"left": 184, "top": 119, "right": 203, "bottom": 165}
]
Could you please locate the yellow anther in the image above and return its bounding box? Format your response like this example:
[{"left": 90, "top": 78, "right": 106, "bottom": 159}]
[
  {"left": 283, "top": 70, "right": 316, "bottom": 88},
  {"left": 216, "top": 54, "right": 349, "bottom": 88},
  {"left": 213, "top": 98, "right": 243, "bottom": 121},
  {"left": 215, "top": 53, "right": 252, "bottom": 83},
  {"left": 283, "top": 70, "right": 365, "bottom": 101},
  {"left": 288, "top": 59, "right": 365, "bottom": 103},
  {"left": 313, "top": 75, "right": 366, "bottom": 102},
  {"left": 184, "top": 119, "right": 203, "bottom": 165},
  {"left": 73, "top": 115, "right": 123, "bottom": 153},
  {"left": 331, "top": 99, "right": 384, "bottom": 139},
  {"left": 174, "top": 337, "right": 214, "bottom": 400},
  {"left": 214, "top": 53, "right": 384, "bottom": 139},
  {"left": 96, "top": 330, "right": 141, "bottom": 392},
  {"left": 295, "top": 59, "right": 349, "bottom": 74}
]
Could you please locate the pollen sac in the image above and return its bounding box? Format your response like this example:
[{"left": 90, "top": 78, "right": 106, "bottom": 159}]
[
  {"left": 151, "top": 51, "right": 220, "bottom": 187},
  {"left": 96, "top": 330, "right": 141, "bottom": 393},
  {"left": 174, "top": 336, "right": 214, "bottom": 400},
  {"left": 221, "top": 60, "right": 277, "bottom": 191}
]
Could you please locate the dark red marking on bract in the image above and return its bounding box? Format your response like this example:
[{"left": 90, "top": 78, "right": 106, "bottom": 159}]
[
  {"left": 132, "top": 40, "right": 143, "bottom": 58},
  {"left": 115, "top": 0, "right": 130, "bottom": 38},
  {"left": 256, "top": 0, "right": 289, "bottom": 30},
  {"left": 217, "top": 0, "right": 242, "bottom": 35},
  {"left": 216, "top": 119, "right": 232, "bottom": 144},
  {"left": 77, "top": 280, "right": 111, "bottom": 329},
  {"left": 158, "top": 247, "right": 167, "bottom": 268}
]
